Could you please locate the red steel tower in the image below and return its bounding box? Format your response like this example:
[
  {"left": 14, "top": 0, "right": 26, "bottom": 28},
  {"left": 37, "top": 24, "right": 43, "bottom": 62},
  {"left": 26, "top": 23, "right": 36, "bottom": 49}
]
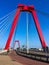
[{"left": 4, "top": 4, "right": 48, "bottom": 52}]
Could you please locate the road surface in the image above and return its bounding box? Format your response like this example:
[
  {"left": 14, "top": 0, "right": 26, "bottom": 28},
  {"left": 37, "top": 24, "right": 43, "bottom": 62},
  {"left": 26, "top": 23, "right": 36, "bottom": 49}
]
[
  {"left": 0, "top": 55, "right": 22, "bottom": 65},
  {"left": 8, "top": 50, "right": 49, "bottom": 65}
]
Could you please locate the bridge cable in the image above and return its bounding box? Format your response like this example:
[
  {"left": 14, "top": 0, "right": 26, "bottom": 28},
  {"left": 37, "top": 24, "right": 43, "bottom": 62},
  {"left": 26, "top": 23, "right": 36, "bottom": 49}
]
[
  {"left": 0, "top": 9, "right": 16, "bottom": 22},
  {"left": 35, "top": 9, "right": 49, "bottom": 17},
  {"left": 0, "top": 10, "right": 16, "bottom": 32}
]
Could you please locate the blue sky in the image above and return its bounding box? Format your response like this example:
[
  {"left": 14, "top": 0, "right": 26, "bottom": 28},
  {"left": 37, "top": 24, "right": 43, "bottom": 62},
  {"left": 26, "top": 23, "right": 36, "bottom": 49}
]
[{"left": 0, "top": 0, "right": 49, "bottom": 49}]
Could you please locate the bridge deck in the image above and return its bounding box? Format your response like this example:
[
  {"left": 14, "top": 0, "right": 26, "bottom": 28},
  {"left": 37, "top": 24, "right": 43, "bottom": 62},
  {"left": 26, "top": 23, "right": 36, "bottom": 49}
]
[
  {"left": 8, "top": 50, "right": 49, "bottom": 65},
  {"left": 0, "top": 55, "right": 22, "bottom": 65}
]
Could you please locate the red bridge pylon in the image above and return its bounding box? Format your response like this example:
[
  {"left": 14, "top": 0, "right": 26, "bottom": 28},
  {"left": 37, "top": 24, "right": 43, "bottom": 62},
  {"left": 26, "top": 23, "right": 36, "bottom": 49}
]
[
  {"left": 13, "top": 40, "right": 20, "bottom": 49},
  {"left": 4, "top": 4, "right": 48, "bottom": 52}
]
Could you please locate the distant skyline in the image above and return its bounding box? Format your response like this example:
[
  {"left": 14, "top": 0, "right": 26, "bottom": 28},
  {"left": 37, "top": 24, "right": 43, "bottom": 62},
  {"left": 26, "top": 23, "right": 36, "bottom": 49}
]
[{"left": 0, "top": 0, "right": 49, "bottom": 49}]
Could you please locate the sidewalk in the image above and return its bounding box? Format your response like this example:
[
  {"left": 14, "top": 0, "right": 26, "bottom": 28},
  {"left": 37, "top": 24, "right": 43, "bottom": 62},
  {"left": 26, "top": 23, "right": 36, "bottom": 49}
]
[{"left": 0, "top": 55, "right": 22, "bottom": 65}]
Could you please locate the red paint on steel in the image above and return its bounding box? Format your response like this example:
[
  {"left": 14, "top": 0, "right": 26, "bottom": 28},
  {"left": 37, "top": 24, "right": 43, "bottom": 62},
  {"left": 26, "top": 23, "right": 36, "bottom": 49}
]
[
  {"left": 4, "top": 9, "right": 20, "bottom": 50},
  {"left": 13, "top": 40, "right": 20, "bottom": 49},
  {"left": 32, "top": 10, "right": 46, "bottom": 48},
  {"left": 4, "top": 4, "right": 47, "bottom": 50}
]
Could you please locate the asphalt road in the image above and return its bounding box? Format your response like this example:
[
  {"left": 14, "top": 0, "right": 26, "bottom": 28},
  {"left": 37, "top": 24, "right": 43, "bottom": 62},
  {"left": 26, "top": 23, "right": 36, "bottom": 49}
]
[{"left": 8, "top": 50, "right": 49, "bottom": 65}]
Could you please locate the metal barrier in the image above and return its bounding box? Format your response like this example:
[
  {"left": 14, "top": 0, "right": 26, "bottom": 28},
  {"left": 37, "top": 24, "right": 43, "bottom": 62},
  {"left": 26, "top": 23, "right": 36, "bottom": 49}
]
[{"left": 16, "top": 49, "right": 49, "bottom": 63}]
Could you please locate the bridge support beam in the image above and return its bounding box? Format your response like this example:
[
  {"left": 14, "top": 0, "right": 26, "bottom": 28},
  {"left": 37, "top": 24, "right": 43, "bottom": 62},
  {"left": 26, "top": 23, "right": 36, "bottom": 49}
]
[
  {"left": 4, "top": 4, "right": 48, "bottom": 52},
  {"left": 4, "top": 9, "right": 20, "bottom": 50},
  {"left": 32, "top": 10, "right": 48, "bottom": 52}
]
